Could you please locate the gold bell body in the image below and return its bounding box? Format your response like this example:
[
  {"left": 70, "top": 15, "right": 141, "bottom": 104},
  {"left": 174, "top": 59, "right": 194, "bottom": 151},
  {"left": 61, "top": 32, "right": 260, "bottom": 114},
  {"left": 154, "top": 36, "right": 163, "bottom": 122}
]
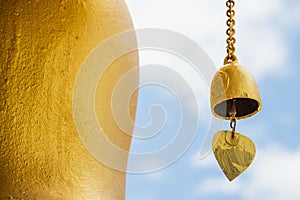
[{"left": 210, "top": 61, "right": 262, "bottom": 120}]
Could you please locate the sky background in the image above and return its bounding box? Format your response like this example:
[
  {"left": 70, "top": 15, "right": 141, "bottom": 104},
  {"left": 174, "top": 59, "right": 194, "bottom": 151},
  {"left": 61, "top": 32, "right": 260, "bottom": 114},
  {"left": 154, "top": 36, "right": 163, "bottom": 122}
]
[{"left": 124, "top": 0, "right": 300, "bottom": 199}]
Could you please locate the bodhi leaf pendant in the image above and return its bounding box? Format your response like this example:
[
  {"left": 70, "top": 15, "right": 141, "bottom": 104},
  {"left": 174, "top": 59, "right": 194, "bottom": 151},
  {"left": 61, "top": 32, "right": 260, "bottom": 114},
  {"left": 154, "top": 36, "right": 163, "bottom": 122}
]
[{"left": 212, "top": 131, "right": 256, "bottom": 181}]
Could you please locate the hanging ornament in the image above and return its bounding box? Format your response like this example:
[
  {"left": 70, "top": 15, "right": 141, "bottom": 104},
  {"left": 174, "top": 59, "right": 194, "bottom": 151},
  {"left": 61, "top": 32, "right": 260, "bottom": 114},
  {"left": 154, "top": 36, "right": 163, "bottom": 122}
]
[{"left": 210, "top": 0, "right": 262, "bottom": 181}]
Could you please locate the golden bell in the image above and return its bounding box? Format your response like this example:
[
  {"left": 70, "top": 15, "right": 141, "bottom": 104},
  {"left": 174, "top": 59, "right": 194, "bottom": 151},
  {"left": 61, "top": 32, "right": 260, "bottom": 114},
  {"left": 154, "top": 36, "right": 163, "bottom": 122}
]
[{"left": 210, "top": 61, "right": 262, "bottom": 120}]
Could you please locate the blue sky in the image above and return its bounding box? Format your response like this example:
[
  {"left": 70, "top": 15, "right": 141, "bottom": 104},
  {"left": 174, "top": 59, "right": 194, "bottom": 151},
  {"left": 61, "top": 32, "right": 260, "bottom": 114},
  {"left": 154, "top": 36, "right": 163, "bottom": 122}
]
[{"left": 125, "top": 0, "right": 300, "bottom": 199}]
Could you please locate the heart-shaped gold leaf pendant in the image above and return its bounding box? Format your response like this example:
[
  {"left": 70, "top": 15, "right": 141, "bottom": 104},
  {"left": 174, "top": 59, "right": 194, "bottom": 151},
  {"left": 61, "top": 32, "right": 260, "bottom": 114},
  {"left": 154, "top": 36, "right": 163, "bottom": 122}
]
[{"left": 212, "top": 130, "right": 256, "bottom": 181}]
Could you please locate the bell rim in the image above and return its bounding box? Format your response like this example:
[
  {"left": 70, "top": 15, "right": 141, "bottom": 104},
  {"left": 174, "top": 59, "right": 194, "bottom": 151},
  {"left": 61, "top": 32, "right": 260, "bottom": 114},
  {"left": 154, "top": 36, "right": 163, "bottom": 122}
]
[{"left": 211, "top": 97, "right": 262, "bottom": 120}]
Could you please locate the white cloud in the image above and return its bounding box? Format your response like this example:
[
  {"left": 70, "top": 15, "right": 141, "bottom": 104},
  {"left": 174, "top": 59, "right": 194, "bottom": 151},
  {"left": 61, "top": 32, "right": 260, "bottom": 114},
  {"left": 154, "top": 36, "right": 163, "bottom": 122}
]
[
  {"left": 137, "top": 49, "right": 211, "bottom": 118},
  {"left": 195, "top": 144, "right": 300, "bottom": 200},
  {"left": 276, "top": 112, "right": 300, "bottom": 127},
  {"left": 126, "top": 0, "right": 297, "bottom": 81},
  {"left": 190, "top": 151, "right": 215, "bottom": 169},
  {"left": 143, "top": 170, "right": 167, "bottom": 181},
  {"left": 127, "top": 190, "right": 159, "bottom": 200},
  {"left": 196, "top": 177, "right": 241, "bottom": 195}
]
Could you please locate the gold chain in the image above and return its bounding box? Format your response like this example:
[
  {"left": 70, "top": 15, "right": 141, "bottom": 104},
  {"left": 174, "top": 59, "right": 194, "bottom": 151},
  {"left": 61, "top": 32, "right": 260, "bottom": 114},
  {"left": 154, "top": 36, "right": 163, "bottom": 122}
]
[{"left": 224, "top": 0, "right": 237, "bottom": 64}]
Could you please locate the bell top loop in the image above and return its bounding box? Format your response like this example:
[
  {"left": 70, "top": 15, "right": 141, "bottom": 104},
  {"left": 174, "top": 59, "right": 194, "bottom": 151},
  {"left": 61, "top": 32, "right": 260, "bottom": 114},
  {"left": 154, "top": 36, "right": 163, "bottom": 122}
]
[
  {"left": 224, "top": 56, "right": 238, "bottom": 65},
  {"left": 210, "top": 62, "right": 262, "bottom": 120}
]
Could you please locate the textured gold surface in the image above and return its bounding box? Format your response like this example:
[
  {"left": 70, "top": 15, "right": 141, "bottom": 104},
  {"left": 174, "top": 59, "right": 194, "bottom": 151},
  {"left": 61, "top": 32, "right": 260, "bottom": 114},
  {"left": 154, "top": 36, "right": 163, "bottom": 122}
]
[
  {"left": 210, "top": 61, "right": 262, "bottom": 120},
  {"left": 212, "top": 131, "right": 256, "bottom": 181},
  {"left": 0, "top": 0, "right": 138, "bottom": 199}
]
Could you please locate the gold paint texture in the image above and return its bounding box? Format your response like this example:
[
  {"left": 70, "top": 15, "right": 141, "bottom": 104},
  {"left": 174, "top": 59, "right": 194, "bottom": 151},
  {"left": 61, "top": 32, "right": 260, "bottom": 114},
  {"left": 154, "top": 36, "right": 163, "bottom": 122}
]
[
  {"left": 0, "top": 0, "right": 138, "bottom": 199},
  {"left": 212, "top": 131, "right": 256, "bottom": 181},
  {"left": 210, "top": 62, "right": 262, "bottom": 120}
]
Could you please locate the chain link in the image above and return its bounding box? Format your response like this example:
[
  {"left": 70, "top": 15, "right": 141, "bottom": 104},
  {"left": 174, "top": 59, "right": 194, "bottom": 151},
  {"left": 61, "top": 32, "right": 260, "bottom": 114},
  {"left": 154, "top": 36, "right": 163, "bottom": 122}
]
[
  {"left": 224, "top": 0, "right": 237, "bottom": 64},
  {"left": 230, "top": 118, "right": 237, "bottom": 138},
  {"left": 229, "top": 99, "right": 237, "bottom": 138}
]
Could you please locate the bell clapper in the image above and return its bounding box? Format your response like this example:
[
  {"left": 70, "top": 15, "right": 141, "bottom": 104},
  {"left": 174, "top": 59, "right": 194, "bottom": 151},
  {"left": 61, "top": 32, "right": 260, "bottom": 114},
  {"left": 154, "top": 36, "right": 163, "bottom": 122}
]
[{"left": 229, "top": 99, "right": 237, "bottom": 139}]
